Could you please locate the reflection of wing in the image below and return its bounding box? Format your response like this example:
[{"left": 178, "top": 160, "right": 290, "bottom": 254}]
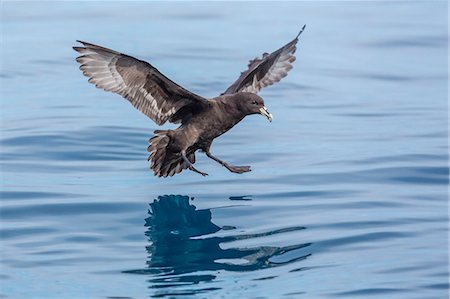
[
  {"left": 123, "top": 194, "right": 312, "bottom": 286},
  {"left": 223, "top": 25, "right": 305, "bottom": 95},
  {"left": 73, "top": 41, "right": 208, "bottom": 125}
]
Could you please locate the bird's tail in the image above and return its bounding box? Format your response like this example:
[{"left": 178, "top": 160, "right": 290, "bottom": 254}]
[{"left": 147, "top": 130, "right": 195, "bottom": 177}]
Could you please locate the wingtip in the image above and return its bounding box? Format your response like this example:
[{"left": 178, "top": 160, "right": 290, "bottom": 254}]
[
  {"left": 74, "top": 40, "right": 87, "bottom": 52},
  {"left": 73, "top": 40, "right": 121, "bottom": 55},
  {"left": 296, "top": 24, "right": 306, "bottom": 39},
  {"left": 72, "top": 46, "right": 84, "bottom": 53},
  {"left": 75, "top": 40, "right": 94, "bottom": 48}
]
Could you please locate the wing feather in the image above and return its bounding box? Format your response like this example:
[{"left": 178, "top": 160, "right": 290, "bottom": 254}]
[
  {"left": 223, "top": 25, "right": 305, "bottom": 95},
  {"left": 73, "top": 41, "right": 208, "bottom": 125}
]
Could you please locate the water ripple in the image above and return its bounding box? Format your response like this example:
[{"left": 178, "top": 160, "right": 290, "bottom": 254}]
[
  {"left": 124, "top": 195, "right": 312, "bottom": 289},
  {"left": 1, "top": 201, "right": 141, "bottom": 219},
  {"left": 1, "top": 2, "right": 448, "bottom": 299},
  {"left": 0, "top": 191, "right": 83, "bottom": 200}
]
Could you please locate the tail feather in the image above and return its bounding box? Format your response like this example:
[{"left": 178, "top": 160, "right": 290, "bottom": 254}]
[{"left": 147, "top": 130, "right": 195, "bottom": 177}]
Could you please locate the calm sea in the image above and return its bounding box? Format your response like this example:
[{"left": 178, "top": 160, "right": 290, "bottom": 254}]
[{"left": 1, "top": 2, "right": 448, "bottom": 299}]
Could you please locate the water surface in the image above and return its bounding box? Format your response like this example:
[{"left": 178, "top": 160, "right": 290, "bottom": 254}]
[{"left": 1, "top": 2, "right": 448, "bottom": 299}]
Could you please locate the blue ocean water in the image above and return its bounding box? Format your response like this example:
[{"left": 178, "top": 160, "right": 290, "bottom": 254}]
[{"left": 0, "top": 2, "right": 448, "bottom": 298}]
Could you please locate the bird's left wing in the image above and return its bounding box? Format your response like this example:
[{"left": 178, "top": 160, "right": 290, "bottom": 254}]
[
  {"left": 73, "top": 41, "right": 208, "bottom": 125},
  {"left": 222, "top": 25, "right": 305, "bottom": 95}
]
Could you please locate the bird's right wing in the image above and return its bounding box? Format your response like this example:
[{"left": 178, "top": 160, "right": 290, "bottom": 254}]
[
  {"left": 73, "top": 41, "right": 208, "bottom": 125},
  {"left": 222, "top": 25, "right": 305, "bottom": 95}
]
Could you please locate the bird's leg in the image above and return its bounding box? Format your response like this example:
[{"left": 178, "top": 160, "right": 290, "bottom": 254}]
[
  {"left": 181, "top": 151, "right": 208, "bottom": 177},
  {"left": 204, "top": 149, "right": 251, "bottom": 174}
]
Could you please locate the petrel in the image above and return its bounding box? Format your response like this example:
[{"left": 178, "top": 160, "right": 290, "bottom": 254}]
[{"left": 73, "top": 25, "right": 305, "bottom": 177}]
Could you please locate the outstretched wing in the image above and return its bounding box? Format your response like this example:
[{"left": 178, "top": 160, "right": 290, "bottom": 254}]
[
  {"left": 73, "top": 41, "right": 208, "bottom": 125},
  {"left": 223, "top": 25, "right": 305, "bottom": 95}
]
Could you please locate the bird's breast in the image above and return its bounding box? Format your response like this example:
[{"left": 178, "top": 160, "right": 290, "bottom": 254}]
[{"left": 180, "top": 105, "right": 244, "bottom": 148}]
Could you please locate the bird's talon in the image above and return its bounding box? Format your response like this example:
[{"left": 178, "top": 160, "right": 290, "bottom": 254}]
[{"left": 197, "top": 170, "right": 209, "bottom": 176}]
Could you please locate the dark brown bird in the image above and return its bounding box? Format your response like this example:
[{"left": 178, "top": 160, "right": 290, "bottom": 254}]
[{"left": 73, "top": 25, "right": 305, "bottom": 177}]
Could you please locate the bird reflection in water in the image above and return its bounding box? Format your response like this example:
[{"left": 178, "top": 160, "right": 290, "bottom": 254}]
[{"left": 124, "top": 195, "right": 311, "bottom": 295}]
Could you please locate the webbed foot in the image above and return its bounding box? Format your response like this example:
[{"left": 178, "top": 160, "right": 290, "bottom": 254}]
[{"left": 227, "top": 165, "right": 252, "bottom": 174}]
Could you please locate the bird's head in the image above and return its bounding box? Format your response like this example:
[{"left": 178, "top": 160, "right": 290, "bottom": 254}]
[{"left": 238, "top": 92, "right": 273, "bottom": 122}]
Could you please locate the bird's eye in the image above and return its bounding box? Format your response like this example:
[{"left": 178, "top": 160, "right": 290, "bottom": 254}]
[{"left": 252, "top": 100, "right": 258, "bottom": 105}]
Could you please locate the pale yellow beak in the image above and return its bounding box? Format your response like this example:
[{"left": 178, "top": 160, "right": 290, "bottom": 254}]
[{"left": 259, "top": 106, "right": 273, "bottom": 122}]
